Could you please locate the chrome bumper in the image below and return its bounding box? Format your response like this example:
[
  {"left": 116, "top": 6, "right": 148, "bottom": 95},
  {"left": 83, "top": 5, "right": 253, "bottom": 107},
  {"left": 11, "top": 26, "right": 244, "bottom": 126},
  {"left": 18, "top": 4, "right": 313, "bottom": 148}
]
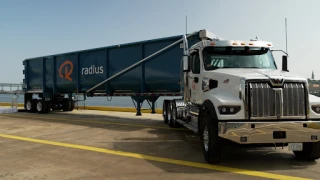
[{"left": 219, "top": 121, "right": 320, "bottom": 144}]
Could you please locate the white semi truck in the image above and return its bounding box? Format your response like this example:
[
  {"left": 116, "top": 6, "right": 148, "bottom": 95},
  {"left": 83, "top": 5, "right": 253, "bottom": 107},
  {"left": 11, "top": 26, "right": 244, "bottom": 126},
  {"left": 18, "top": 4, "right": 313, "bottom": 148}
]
[{"left": 162, "top": 30, "right": 320, "bottom": 164}]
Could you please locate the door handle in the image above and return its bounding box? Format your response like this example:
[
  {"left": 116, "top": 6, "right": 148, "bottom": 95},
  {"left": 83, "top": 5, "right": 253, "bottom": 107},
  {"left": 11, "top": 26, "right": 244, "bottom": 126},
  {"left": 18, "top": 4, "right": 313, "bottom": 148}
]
[{"left": 194, "top": 77, "right": 199, "bottom": 83}]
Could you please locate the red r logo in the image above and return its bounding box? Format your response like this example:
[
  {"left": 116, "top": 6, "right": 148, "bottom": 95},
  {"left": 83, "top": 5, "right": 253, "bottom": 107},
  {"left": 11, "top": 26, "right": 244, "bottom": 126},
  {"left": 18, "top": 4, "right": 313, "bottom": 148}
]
[
  {"left": 59, "top": 60, "right": 73, "bottom": 81},
  {"left": 192, "top": 81, "right": 196, "bottom": 90}
]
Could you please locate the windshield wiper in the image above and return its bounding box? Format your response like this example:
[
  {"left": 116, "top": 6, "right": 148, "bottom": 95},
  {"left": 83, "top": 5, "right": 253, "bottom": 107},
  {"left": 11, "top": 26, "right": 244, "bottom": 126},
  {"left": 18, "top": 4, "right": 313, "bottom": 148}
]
[
  {"left": 209, "top": 67, "right": 234, "bottom": 70},
  {"left": 208, "top": 67, "right": 220, "bottom": 70}
]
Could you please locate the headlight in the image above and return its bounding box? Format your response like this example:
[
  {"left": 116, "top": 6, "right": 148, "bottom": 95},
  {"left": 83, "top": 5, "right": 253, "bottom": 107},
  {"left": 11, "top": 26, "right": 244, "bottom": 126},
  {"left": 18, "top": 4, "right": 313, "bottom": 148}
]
[
  {"left": 312, "top": 105, "right": 320, "bottom": 114},
  {"left": 218, "top": 106, "right": 241, "bottom": 115}
]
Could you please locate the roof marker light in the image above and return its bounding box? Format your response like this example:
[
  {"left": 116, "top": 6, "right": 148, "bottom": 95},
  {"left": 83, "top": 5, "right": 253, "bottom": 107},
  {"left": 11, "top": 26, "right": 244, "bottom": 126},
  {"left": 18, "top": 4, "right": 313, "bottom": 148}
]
[
  {"left": 210, "top": 42, "right": 215, "bottom": 45},
  {"left": 232, "top": 43, "right": 237, "bottom": 45},
  {"left": 241, "top": 43, "right": 245, "bottom": 45},
  {"left": 249, "top": 43, "right": 254, "bottom": 45},
  {"left": 267, "top": 44, "right": 272, "bottom": 46}
]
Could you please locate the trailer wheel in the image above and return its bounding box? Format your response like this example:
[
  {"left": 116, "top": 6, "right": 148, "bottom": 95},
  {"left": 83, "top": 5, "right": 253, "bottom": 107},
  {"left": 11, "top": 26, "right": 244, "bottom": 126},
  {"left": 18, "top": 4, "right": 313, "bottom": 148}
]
[
  {"left": 199, "top": 106, "right": 224, "bottom": 164},
  {"left": 69, "top": 100, "right": 75, "bottom": 111},
  {"left": 45, "top": 101, "right": 51, "bottom": 113},
  {"left": 62, "top": 99, "right": 72, "bottom": 111},
  {"left": 162, "top": 100, "right": 169, "bottom": 124},
  {"left": 67, "top": 100, "right": 73, "bottom": 111},
  {"left": 168, "top": 100, "right": 181, "bottom": 128},
  {"left": 293, "top": 142, "right": 320, "bottom": 161},
  {"left": 26, "top": 99, "right": 37, "bottom": 113},
  {"left": 36, "top": 99, "right": 49, "bottom": 114}
]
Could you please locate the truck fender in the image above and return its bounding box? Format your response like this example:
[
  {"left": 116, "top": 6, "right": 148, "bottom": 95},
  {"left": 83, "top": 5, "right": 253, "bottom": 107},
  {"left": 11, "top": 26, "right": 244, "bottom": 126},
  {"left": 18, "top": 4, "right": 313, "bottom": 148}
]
[{"left": 198, "top": 99, "right": 218, "bottom": 134}]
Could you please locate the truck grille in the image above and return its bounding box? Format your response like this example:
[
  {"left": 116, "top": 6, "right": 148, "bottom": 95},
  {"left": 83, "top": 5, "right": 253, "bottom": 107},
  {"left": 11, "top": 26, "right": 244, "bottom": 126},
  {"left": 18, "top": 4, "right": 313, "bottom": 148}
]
[{"left": 249, "top": 82, "right": 306, "bottom": 119}]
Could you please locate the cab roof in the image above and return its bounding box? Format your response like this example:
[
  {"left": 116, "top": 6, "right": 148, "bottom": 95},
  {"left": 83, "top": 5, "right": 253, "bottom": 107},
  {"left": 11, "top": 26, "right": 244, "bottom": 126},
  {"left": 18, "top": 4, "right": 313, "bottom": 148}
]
[{"left": 190, "top": 40, "right": 273, "bottom": 50}]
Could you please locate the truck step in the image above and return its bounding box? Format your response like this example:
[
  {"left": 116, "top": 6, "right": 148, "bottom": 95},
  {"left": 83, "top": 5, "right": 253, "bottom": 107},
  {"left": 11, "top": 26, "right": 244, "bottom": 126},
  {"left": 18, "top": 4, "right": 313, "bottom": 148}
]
[{"left": 176, "top": 119, "right": 198, "bottom": 133}]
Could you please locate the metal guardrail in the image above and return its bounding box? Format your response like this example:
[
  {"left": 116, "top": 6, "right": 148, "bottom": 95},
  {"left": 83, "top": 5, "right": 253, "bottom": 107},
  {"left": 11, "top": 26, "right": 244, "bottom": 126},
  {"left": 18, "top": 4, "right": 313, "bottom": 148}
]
[{"left": 0, "top": 83, "right": 24, "bottom": 94}]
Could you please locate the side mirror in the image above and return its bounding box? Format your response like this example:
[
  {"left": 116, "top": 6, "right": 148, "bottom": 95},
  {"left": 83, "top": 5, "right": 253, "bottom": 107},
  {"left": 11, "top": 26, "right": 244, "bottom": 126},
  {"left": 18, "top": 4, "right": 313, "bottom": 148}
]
[
  {"left": 282, "top": 55, "right": 289, "bottom": 72},
  {"left": 183, "top": 55, "right": 189, "bottom": 72}
]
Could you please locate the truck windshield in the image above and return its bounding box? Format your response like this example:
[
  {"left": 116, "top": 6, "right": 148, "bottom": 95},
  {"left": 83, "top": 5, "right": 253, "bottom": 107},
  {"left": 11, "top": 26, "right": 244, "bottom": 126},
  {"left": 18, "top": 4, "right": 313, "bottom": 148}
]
[{"left": 202, "top": 47, "right": 277, "bottom": 70}]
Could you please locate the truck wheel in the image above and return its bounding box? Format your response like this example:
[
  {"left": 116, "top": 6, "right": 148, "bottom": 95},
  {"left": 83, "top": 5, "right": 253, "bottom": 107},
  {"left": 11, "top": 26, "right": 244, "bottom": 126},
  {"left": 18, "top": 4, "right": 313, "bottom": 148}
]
[
  {"left": 199, "top": 106, "right": 224, "bottom": 164},
  {"left": 26, "top": 99, "right": 36, "bottom": 113},
  {"left": 36, "top": 99, "right": 48, "bottom": 114},
  {"left": 168, "top": 100, "right": 181, "bottom": 128},
  {"left": 163, "top": 100, "right": 169, "bottom": 124},
  {"left": 293, "top": 142, "right": 320, "bottom": 161}
]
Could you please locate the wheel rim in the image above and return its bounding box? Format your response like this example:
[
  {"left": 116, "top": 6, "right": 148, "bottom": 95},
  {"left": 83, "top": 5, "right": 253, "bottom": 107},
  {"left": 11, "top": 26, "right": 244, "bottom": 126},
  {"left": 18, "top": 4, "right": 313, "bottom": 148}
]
[
  {"left": 26, "top": 101, "right": 32, "bottom": 111},
  {"left": 171, "top": 107, "right": 176, "bottom": 124},
  {"left": 203, "top": 125, "right": 209, "bottom": 152},
  {"left": 37, "top": 101, "right": 42, "bottom": 112},
  {"left": 167, "top": 105, "right": 171, "bottom": 122}
]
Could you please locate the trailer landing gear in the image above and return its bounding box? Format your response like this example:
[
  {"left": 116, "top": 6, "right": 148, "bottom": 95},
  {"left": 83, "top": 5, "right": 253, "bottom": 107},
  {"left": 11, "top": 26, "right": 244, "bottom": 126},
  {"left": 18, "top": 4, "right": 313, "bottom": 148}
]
[
  {"left": 147, "top": 96, "right": 159, "bottom": 114},
  {"left": 131, "top": 96, "right": 146, "bottom": 116}
]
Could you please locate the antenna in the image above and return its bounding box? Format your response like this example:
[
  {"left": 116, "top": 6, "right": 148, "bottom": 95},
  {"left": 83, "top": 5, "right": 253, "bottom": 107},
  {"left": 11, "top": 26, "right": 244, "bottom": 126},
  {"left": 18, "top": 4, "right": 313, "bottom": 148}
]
[
  {"left": 285, "top": 18, "right": 288, "bottom": 55},
  {"left": 186, "top": 15, "right": 188, "bottom": 35}
]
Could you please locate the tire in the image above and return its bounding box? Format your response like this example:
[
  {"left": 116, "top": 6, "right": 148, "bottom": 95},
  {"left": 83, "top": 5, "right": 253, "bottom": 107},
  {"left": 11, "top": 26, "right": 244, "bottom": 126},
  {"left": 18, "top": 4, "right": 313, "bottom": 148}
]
[
  {"left": 44, "top": 101, "right": 51, "bottom": 113},
  {"left": 36, "top": 99, "right": 48, "bottom": 114},
  {"left": 67, "top": 100, "right": 73, "bottom": 111},
  {"left": 26, "top": 99, "right": 36, "bottom": 113},
  {"left": 69, "top": 100, "right": 75, "bottom": 111},
  {"left": 62, "top": 99, "right": 71, "bottom": 111},
  {"left": 163, "top": 100, "right": 169, "bottom": 124},
  {"left": 168, "top": 100, "right": 181, "bottom": 128},
  {"left": 293, "top": 142, "right": 320, "bottom": 161},
  {"left": 199, "top": 106, "right": 224, "bottom": 164}
]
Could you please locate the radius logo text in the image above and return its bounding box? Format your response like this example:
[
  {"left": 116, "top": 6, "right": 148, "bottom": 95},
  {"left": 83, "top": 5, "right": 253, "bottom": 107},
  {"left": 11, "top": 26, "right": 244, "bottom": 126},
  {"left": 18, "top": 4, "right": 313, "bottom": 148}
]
[
  {"left": 59, "top": 60, "right": 104, "bottom": 82},
  {"left": 82, "top": 65, "right": 104, "bottom": 75},
  {"left": 59, "top": 60, "right": 73, "bottom": 81}
]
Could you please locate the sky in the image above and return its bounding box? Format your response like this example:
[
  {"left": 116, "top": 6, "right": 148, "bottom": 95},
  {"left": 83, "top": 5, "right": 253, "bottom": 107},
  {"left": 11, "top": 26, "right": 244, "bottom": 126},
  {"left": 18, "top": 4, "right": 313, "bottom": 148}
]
[{"left": 0, "top": 0, "right": 319, "bottom": 83}]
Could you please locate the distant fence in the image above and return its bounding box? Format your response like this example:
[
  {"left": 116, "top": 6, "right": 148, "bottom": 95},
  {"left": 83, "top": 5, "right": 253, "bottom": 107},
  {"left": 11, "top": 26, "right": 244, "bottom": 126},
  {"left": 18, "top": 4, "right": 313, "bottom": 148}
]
[
  {"left": 0, "top": 83, "right": 24, "bottom": 94},
  {"left": 309, "top": 79, "right": 320, "bottom": 96}
]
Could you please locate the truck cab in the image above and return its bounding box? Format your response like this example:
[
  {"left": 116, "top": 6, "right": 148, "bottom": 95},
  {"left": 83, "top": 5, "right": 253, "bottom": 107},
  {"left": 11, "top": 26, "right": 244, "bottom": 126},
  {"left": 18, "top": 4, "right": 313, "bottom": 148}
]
[{"left": 163, "top": 29, "right": 320, "bottom": 164}]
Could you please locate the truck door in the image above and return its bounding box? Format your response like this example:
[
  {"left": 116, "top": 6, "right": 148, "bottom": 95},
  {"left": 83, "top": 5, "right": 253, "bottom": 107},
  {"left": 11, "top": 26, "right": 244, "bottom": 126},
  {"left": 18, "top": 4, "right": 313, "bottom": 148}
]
[{"left": 189, "top": 51, "right": 202, "bottom": 104}]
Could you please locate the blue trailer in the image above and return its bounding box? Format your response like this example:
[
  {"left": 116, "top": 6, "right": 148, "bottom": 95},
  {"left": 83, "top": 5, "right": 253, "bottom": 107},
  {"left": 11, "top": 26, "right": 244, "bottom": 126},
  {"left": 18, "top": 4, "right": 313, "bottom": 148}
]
[{"left": 23, "top": 31, "right": 201, "bottom": 114}]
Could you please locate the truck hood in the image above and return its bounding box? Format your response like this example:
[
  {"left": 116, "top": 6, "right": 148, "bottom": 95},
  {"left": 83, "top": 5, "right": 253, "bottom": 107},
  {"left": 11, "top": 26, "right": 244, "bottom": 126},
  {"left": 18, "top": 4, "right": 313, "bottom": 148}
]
[{"left": 210, "top": 68, "right": 306, "bottom": 81}]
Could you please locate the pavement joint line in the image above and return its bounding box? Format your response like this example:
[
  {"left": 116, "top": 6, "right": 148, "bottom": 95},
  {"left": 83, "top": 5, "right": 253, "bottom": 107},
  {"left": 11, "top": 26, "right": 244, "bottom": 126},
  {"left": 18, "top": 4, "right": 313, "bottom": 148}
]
[
  {"left": 231, "top": 132, "right": 239, "bottom": 137},
  {"left": 0, "top": 133, "right": 312, "bottom": 180},
  {"left": 0, "top": 114, "right": 187, "bottom": 131},
  {"left": 256, "top": 130, "right": 266, "bottom": 134}
]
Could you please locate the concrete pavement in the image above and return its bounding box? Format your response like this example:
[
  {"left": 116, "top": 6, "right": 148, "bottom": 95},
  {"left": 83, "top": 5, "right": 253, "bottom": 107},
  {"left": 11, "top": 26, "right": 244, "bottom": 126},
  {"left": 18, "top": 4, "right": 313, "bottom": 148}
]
[{"left": 0, "top": 110, "right": 318, "bottom": 180}]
